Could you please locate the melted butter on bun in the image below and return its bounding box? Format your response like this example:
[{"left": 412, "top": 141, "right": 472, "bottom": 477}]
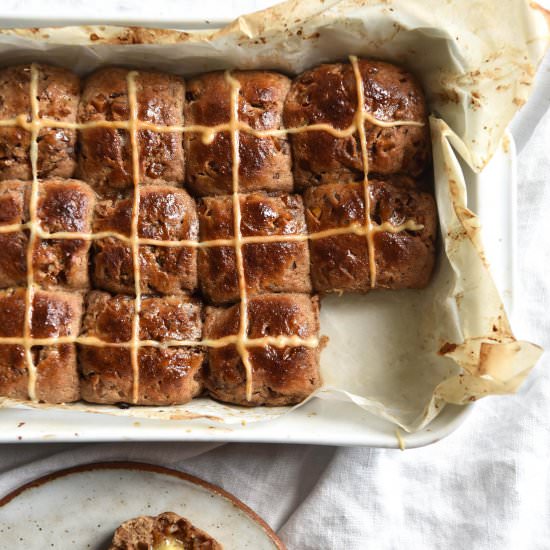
[{"left": 153, "top": 537, "right": 186, "bottom": 550}]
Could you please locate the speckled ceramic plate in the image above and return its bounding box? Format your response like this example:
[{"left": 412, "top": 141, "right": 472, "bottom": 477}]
[{"left": 0, "top": 462, "right": 285, "bottom": 550}]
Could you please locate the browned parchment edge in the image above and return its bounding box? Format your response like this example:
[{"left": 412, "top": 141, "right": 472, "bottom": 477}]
[
  {"left": 0, "top": 0, "right": 546, "bottom": 46},
  {"left": 0, "top": 26, "right": 194, "bottom": 44}
]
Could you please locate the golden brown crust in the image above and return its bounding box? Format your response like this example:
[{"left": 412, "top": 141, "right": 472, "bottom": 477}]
[
  {"left": 0, "top": 179, "right": 95, "bottom": 290},
  {"left": 284, "top": 60, "right": 430, "bottom": 189},
  {"left": 0, "top": 58, "right": 436, "bottom": 410},
  {"left": 79, "top": 292, "right": 204, "bottom": 406},
  {"left": 0, "top": 287, "right": 82, "bottom": 403},
  {"left": 0, "top": 64, "right": 79, "bottom": 181},
  {"left": 0, "top": 181, "right": 28, "bottom": 289},
  {"left": 198, "top": 192, "right": 311, "bottom": 303},
  {"left": 92, "top": 185, "right": 198, "bottom": 295},
  {"left": 109, "top": 511, "right": 222, "bottom": 550},
  {"left": 184, "top": 70, "right": 292, "bottom": 196},
  {"left": 204, "top": 293, "right": 321, "bottom": 406},
  {"left": 78, "top": 67, "right": 185, "bottom": 196},
  {"left": 35, "top": 179, "right": 95, "bottom": 290},
  {"left": 303, "top": 179, "right": 437, "bottom": 293}
]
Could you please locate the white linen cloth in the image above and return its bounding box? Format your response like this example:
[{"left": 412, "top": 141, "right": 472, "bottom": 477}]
[{"left": 0, "top": 3, "right": 549, "bottom": 549}]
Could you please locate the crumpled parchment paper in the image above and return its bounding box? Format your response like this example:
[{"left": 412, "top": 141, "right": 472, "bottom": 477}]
[{"left": 0, "top": 0, "right": 548, "bottom": 431}]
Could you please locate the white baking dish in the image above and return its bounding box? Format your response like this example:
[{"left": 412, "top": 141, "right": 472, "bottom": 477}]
[
  {"left": 0, "top": 129, "right": 516, "bottom": 448},
  {"left": 1, "top": 0, "right": 541, "bottom": 446},
  {"left": 0, "top": 1, "right": 278, "bottom": 30}
]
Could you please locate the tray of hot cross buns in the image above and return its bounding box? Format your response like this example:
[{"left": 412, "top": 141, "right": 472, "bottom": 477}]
[{"left": 0, "top": 0, "right": 546, "bottom": 447}]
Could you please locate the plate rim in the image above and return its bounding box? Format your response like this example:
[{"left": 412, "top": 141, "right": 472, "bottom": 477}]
[{"left": 0, "top": 460, "right": 287, "bottom": 550}]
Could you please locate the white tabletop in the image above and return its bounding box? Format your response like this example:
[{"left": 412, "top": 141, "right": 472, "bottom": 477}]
[{"left": 0, "top": 2, "right": 549, "bottom": 549}]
